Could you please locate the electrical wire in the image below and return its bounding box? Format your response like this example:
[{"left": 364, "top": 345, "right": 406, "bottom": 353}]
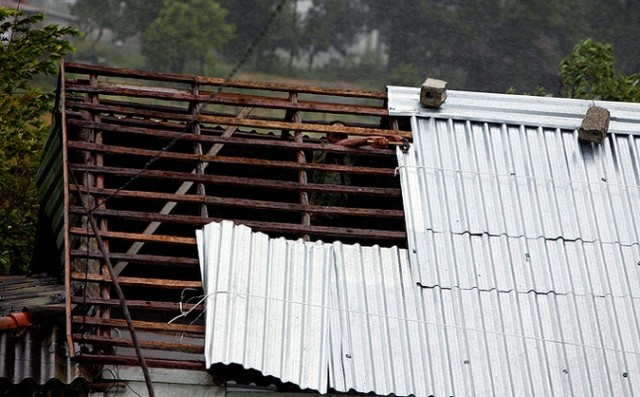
[{"left": 88, "top": 0, "right": 289, "bottom": 212}]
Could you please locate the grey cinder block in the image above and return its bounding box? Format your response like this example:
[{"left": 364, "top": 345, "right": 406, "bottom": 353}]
[
  {"left": 420, "top": 78, "right": 447, "bottom": 108},
  {"left": 579, "top": 106, "right": 610, "bottom": 143}
]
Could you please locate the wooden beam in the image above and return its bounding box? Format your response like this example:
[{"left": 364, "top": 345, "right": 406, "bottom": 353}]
[
  {"left": 71, "top": 296, "right": 203, "bottom": 312},
  {"left": 65, "top": 61, "right": 387, "bottom": 99},
  {"left": 72, "top": 316, "right": 205, "bottom": 333},
  {"left": 75, "top": 354, "right": 206, "bottom": 371},
  {"left": 68, "top": 185, "right": 405, "bottom": 219},
  {"left": 69, "top": 207, "right": 407, "bottom": 240},
  {"left": 69, "top": 250, "right": 199, "bottom": 267},
  {"left": 70, "top": 272, "right": 202, "bottom": 289},
  {"left": 67, "top": 141, "right": 397, "bottom": 176},
  {"left": 68, "top": 164, "right": 402, "bottom": 197},
  {"left": 66, "top": 118, "right": 402, "bottom": 157},
  {"left": 73, "top": 334, "right": 204, "bottom": 354}
]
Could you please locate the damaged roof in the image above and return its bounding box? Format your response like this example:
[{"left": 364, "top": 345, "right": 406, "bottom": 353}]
[
  {"left": 39, "top": 61, "right": 409, "bottom": 370},
  {"left": 198, "top": 220, "right": 423, "bottom": 396},
  {"left": 196, "top": 88, "right": 640, "bottom": 396}
]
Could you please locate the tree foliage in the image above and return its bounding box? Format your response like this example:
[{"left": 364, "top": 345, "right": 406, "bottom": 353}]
[
  {"left": 0, "top": 7, "right": 78, "bottom": 274},
  {"left": 140, "top": 0, "right": 233, "bottom": 74},
  {"left": 300, "top": 0, "right": 368, "bottom": 70},
  {"left": 217, "top": 0, "right": 298, "bottom": 73},
  {"left": 70, "top": 0, "right": 161, "bottom": 43},
  {"left": 560, "top": 39, "right": 640, "bottom": 101},
  {"left": 66, "top": 0, "right": 640, "bottom": 95}
]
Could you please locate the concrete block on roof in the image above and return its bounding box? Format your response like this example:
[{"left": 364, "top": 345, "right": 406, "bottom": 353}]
[
  {"left": 420, "top": 78, "right": 447, "bottom": 108},
  {"left": 579, "top": 106, "right": 610, "bottom": 143}
]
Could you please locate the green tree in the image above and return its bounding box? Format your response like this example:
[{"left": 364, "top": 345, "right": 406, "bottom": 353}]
[
  {"left": 70, "top": 0, "right": 162, "bottom": 61},
  {"left": 300, "top": 0, "right": 368, "bottom": 70},
  {"left": 70, "top": 0, "right": 162, "bottom": 43},
  {"left": 218, "top": 0, "right": 297, "bottom": 73},
  {"left": 560, "top": 39, "right": 640, "bottom": 101},
  {"left": 140, "top": 0, "right": 234, "bottom": 74},
  {"left": 0, "top": 7, "right": 79, "bottom": 274}
]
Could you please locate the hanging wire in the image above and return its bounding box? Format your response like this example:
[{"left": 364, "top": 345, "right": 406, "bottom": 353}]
[{"left": 88, "top": 0, "right": 290, "bottom": 212}]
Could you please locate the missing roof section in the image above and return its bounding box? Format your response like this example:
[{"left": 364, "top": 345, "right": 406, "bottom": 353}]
[{"left": 50, "top": 61, "right": 411, "bottom": 368}]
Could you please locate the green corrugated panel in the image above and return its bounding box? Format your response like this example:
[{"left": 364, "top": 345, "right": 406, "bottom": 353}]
[{"left": 35, "top": 112, "right": 66, "bottom": 268}]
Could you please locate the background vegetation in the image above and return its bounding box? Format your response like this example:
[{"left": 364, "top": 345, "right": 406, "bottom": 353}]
[
  {"left": 65, "top": 0, "right": 640, "bottom": 94},
  {"left": 1, "top": 0, "right": 639, "bottom": 274},
  {"left": 0, "top": 6, "right": 78, "bottom": 274}
]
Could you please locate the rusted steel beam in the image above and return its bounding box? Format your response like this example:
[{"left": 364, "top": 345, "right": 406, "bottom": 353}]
[
  {"left": 69, "top": 250, "right": 199, "bottom": 267},
  {"left": 65, "top": 62, "right": 387, "bottom": 99},
  {"left": 67, "top": 118, "right": 400, "bottom": 156},
  {"left": 70, "top": 272, "right": 202, "bottom": 289},
  {"left": 75, "top": 354, "right": 206, "bottom": 371},
  {"left": 73, "top": 334, "right": 205, "bottom": 354},
  {"left": 69, "top": 207, "right": 407, "bottom": 240},
  {"left": 71, "top": 296, "right": 203, "bottom": 312},
  {"left": 72, "top": 316, "right": 205, "bottom": 333},
  {"left": 70, "top": 227, "right": 197, "bottom": 245},
  {"left": 68, "top": 164, "right": 402, "bottom": 195},
  {"left": 68, "top": 141, "right": 397, "bottom": 176},
  {"left": 69, "top": 185, "right": 405, "bottom": 219}
]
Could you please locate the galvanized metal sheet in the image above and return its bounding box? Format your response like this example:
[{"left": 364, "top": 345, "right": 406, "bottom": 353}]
[
  {"left": 198, "top": 221, "right": 429, "bottom": 396},
  {"left": 198, "top": 221, "right": 333, "bottom": 392},
  {"left": 399, "top": 117, "right": 640, "bottom": 248},
  {"left": 396, "top": 102, "right": 640, "bottom": 395},
  {"left": 198, "top": 220, "right": 640, "bottom": 396},
  {"left": 388, "top": 86, "right": 640, "bottom": 136}
]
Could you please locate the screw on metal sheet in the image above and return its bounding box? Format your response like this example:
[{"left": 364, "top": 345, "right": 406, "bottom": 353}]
[
  {"left": 525, "top": 253, "right": 530, "bottom": 261},
  {"left": 623, "top": 372, "right": 628, "bottom": 378},
  {"left": 346, "top": 354, "right": 352, "bottom": 359},
  {"left": 563, "top": 369, "right": 568, "bottom": 374},
  {"left": 463, "top": 360, "right": 470, "bottom": 364}
]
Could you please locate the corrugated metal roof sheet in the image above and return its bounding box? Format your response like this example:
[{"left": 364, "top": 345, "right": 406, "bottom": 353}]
[
  {"left": 399, "top": 117, "right": 640, "bottom": 288},
  {"left": 199, "top": 219, "right": 640, "bottom": 396},
  {"left": 394, "top": 88, "right": 640, "bottom": 396},
  {"left": 198, "top": 220, "right": 430, "bottom": 396},
  {"left": 197, "top": 89, "right": 640, "bottom": 396},
  {"left": 387, "top": 86, "right": 640, "bottom": 135}
]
